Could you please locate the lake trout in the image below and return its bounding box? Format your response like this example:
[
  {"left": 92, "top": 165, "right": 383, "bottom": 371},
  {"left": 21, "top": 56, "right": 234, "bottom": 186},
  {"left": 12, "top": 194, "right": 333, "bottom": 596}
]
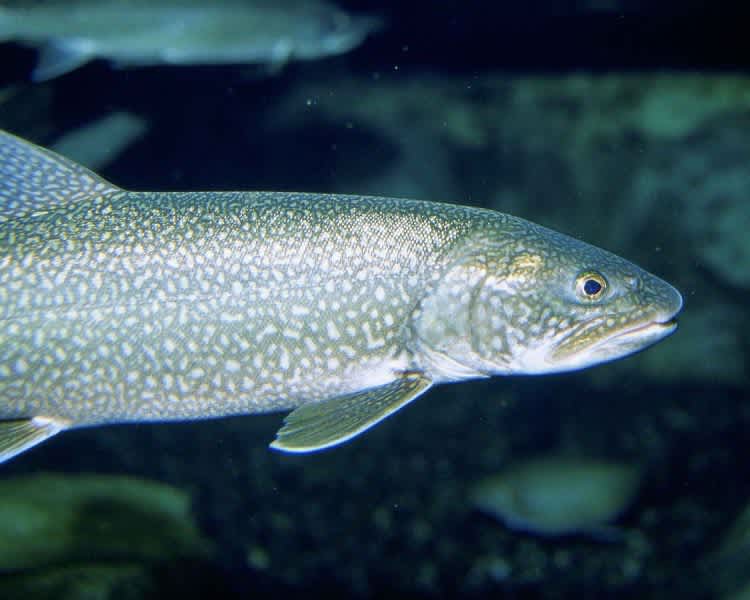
[
  {"left": 0, "top": 0, "right": 380, "bottom": 81},
  {"left": 0, "top": 129, "right": 682, "bottom": 462}
]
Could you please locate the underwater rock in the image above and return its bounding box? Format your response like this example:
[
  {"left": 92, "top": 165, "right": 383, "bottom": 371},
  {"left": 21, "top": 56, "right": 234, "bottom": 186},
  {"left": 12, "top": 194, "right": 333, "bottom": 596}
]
[
  {"left": 706, "top": 498, "right": 750, "bottom": 595},
  {"left": 716, "top": 500, "right": 750, "bottom": 560},
  {"left": 629, "top": 117, "right": 750, "bottom": 290},
  {"left": 0, "top": 562, "right": 149, "bottom": 600},
  {"left": 0, "top": 558, "right": 248, "bottom": 600},
  {"left": 635, "top": 302, "right": 746, "bottom": 386},
  {"left": 470, "top": 456, "right": 642, "bottom": 537},
  {"left": 0, "top": 473, "right": 212, "bottom": 570},
  {"left": 724, "top": 581, "right": 750, "bottom": 600}
]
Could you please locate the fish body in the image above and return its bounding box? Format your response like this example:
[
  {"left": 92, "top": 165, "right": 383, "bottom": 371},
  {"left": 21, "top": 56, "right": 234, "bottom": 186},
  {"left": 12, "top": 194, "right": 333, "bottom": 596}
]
[
  {"left": 0, "top": 0, "right": 380, "bottom": 80},
  {"left": 471, "top": 457, "right": 642, "bottom": 537},
  {"left": 1, "top": 189, "right": 474, "bottom": 424},
  {"left": 0, "top": 130, "right": 682, "bottom": 461}
]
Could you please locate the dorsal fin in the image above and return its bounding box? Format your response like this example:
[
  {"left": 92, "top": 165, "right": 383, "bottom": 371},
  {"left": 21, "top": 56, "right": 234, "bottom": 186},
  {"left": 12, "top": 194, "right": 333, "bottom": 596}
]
[{"left": 0, "top": 128, "right": 121, "bottom": 222}]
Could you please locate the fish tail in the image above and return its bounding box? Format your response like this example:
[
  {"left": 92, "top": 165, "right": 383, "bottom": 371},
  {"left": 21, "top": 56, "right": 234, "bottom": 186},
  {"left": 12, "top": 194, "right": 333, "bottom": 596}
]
[{"left": 0, "top": 7, "right": 16, "bottom": 41}]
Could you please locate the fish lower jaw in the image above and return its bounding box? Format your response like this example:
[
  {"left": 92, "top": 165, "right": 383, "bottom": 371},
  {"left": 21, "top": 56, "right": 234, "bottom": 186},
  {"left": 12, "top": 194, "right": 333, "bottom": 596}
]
[
  {"left": 543, "top": 318, "right": 679, "bottom": 373},
  {"left": 603, "top": 318, "right": 678, "bottom": 349}
]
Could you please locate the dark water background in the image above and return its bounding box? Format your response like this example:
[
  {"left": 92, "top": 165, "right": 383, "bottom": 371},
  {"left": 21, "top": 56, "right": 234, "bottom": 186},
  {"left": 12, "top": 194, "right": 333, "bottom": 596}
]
[{"left": 0, "top": 1, "right": 749, "bottom": 598}]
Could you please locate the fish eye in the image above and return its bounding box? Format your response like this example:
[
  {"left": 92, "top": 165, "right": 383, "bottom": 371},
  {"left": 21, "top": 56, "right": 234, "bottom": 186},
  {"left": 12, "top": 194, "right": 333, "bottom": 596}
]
[
  {"left": 575, "top": 271, "right": 607, "bottom": 301},
  {"left": 323, "top": 11, "right": 351, "bottom": 34}
]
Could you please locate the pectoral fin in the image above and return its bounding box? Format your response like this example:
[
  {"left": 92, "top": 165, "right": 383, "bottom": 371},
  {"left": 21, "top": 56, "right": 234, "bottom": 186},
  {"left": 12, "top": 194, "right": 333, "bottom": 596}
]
[
  {"left": 270, "top": 372, "right": 432, "bottom": 453},
  {"left": 0, "top": 417, "right": 69, "bottom": 463}
]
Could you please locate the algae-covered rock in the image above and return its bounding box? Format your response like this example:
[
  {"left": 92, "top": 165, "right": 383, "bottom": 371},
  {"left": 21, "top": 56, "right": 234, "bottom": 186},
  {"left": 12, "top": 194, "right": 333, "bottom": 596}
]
[
  {"left": 701, "top": 498, "right": 750, "bottom": 600},
  {"left": 724, "top": 581, "right": 750, "bottom": 600},
  {"left": 0, "top": 473, "right": 212, "bottom": 570},
  {"left": 635, "top": 303, "right": 746, "bottom": 386},
  {"left": 710, "top": 499, "right": 750, "bottom": 578},
  {"left": 628, "top": 117, "right": 750, "bottom": 290},
  {"left": 0, "top": 562, "right": 149, "bottom": 600}
]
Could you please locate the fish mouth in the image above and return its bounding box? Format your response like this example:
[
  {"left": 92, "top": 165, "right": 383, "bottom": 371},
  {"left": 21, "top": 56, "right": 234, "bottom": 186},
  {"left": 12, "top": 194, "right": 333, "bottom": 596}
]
[
  {"left": 543, "top": 313, "right": 679, "bottom": 373},
  {"left": 581, "top": 314, "right": 679, "bottom": 363},
  {"left": 609, "top": 316, "right": 678, "bottom": 343}
]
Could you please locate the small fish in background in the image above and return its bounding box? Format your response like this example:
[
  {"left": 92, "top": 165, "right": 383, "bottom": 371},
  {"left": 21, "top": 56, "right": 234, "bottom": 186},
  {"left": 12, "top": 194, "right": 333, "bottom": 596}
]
[
  {"left": 0, "top": 0, "right": 382, "bottom": 81},
  {"left": 470, "top": 456, "right": 642, "bottom": 538},
  {"left": 0, "top": 130, "right": 681, "bottom": 463},
  {"left": 50, "top": 112, "right": 149, "bottom": 171}
]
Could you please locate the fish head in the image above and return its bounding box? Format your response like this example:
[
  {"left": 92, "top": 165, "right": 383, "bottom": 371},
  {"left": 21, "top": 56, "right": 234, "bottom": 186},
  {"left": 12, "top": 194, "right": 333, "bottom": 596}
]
[
  {"left": 414, "top": 215, "right": 683, "bottom": 379},
  {"left": 471, "top": 476, "right": 517, "bottom": 519},
  {"left": 292, "top": 8, "right": 382, "bottom": 59}
]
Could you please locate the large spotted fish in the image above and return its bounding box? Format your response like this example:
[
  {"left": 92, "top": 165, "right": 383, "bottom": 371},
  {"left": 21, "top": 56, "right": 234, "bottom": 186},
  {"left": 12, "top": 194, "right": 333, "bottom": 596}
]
[{"left": 0, "top": 129, "right": 682, "bottom": 462}]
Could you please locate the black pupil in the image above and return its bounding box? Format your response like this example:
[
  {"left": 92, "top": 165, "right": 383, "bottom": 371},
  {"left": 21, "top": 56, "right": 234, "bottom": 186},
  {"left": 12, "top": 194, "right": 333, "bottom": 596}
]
[{"left": 583, "top": 279, "right": 602, "bottom": 296}]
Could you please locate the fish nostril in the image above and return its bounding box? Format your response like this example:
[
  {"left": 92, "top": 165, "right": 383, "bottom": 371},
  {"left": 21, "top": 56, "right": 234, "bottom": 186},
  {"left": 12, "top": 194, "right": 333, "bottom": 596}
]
[{"left": 624, "top": 275, "right": 640, "bottom": 291}]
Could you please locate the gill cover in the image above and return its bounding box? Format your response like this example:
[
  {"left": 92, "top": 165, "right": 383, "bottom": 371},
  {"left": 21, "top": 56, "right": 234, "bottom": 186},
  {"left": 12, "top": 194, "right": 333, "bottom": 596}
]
[{"left": 412, "top": 253, "right": 497, "bottom": 380}]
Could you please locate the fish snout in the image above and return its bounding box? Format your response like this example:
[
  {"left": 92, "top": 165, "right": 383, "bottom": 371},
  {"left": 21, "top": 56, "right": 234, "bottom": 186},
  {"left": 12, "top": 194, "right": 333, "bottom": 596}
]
[{"left": 650, "top": 279, "right": 683, "bottom": 328}]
